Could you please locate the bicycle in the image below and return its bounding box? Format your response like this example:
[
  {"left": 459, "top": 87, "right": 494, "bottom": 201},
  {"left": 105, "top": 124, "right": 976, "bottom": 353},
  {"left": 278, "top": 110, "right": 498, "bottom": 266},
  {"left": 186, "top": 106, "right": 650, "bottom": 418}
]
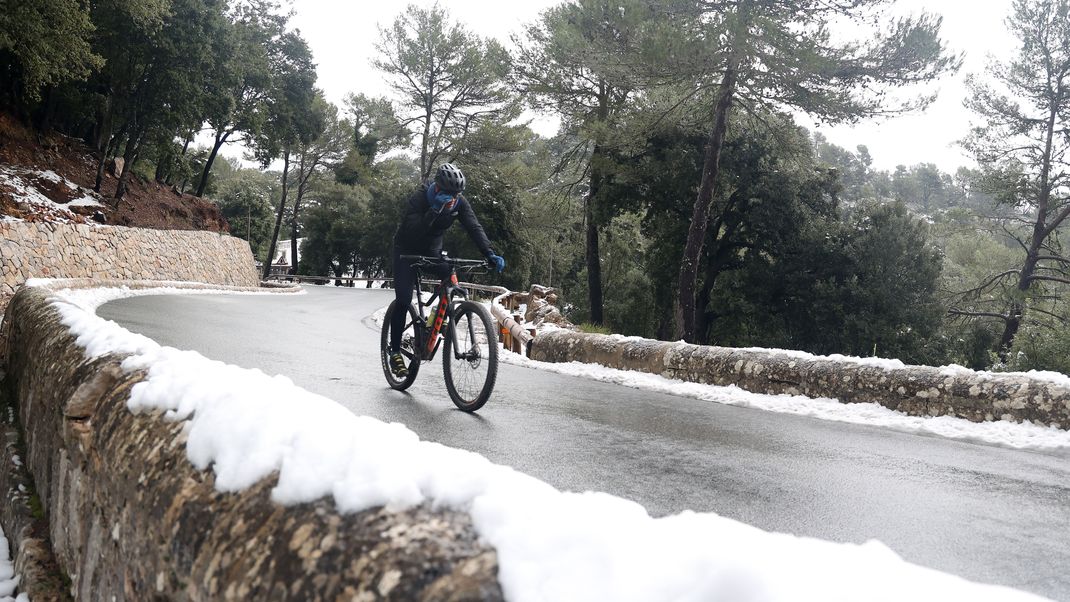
[{"left": 380, "top": 253, "right": 500, "bottom": 412}]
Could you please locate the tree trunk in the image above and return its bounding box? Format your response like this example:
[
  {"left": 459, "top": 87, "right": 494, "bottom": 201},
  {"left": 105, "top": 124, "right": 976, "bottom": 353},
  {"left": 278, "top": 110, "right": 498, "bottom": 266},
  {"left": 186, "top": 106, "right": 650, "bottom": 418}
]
[
  {"left": 289, "top": 154, "right": 310, "bottom": 276},
  {"left": 114, "top": 131, "right": 144, "bottom": 201},
  {"left": 675, "top": 59, "right": 739, "bottom": 343},
  {"left": 36, "top": 86, "right": 57, "bottom": 133},
  {"left": 421, "top": 108, "right": 432, "bottom": 180},
  {"left": 997, "top": 94, "right": 1061, "bottom": 359},
  {"left": 585, "top": 143, "right": 607, "bottom": 326},
  {"left": 695, "top": 276, "right": 713, "bottom": 346},
  {"left": 585, "top": 200, "right": 604, "bottom": 326},
  {"left": 696, "top": 207, "right": 743, "bottom": 345},
  {"left": 998, "top": 239, "right": 1042, "bottom": 360},
  {"left": 96, "top": 123, "right": 128, "bottom": 192},
  {"left": 94, "top": 126, "right": 119, "bottom": 192},
  {"left": 93, "top": 97, "right": 114, "bottom": 153},
  {"left": 584, "top": 85, "right": 612, "bottom": 327},
  {"left": 154, "top": 143, "right": 168, "bottom": 183},
  {"left": 171, "top": 134, "right": 193, "bottom": 189},
  {"left": 262, "top": 149, "right": 292, "bottom": 281},
  {"left": 195, "top": 129, "right": 230, "bottom": 198},
  {"left": 94, "top": 143, "right": 110, "bottom": 193}
]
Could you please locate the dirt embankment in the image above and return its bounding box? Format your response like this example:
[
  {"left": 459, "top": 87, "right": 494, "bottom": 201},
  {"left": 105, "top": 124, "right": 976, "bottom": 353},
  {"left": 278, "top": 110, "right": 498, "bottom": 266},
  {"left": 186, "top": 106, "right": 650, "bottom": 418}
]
[{"left": 0, "top": 113, "right": 229, "bottom": 232}]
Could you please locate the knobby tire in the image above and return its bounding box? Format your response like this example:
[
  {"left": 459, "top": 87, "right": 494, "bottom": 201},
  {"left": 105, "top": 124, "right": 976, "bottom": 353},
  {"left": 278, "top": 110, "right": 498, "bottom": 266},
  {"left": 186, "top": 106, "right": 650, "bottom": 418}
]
[
  {"left": 381, "top": 300, "right": 421, "bottom": 390},
  {"left": 442, "top": 301, "right": 498, "bottom": 412}
]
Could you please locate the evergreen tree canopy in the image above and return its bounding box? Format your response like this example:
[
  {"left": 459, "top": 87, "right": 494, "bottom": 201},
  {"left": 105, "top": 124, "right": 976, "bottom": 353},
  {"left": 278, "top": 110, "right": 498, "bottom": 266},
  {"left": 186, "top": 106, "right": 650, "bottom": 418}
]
[{"left": 374, "top": 3, "right": 518, "bottom": 179}]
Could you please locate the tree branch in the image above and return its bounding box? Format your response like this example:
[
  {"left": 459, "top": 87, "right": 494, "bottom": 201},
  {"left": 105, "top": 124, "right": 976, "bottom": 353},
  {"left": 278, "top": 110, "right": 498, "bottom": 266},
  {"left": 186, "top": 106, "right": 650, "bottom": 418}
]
[{"left": 948, "top": 308, "right": 1010, "bottom": 322}]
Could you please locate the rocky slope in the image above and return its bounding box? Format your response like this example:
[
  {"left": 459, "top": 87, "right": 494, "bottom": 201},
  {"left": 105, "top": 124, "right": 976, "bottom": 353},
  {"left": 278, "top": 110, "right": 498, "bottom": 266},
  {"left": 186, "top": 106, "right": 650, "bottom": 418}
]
[{"left": 0, "top": 113, "right": 229, "bottom": 232}]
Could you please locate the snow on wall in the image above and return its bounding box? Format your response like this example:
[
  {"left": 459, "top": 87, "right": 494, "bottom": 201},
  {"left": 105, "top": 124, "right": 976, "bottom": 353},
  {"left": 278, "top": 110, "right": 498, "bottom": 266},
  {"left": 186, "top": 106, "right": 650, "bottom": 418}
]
[
  {"left": 530, "top": 330, "right": 1070, "bottom": 430},
  {"left": 1, "top": 282, "right": 497, "bottom": 600}
]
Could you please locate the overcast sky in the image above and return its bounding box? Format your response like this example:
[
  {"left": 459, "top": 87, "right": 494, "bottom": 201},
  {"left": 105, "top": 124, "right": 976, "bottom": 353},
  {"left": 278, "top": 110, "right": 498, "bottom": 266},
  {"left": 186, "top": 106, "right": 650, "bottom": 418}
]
[{"left": 284, "top": 0, "right": 1018, "bottom": 174}]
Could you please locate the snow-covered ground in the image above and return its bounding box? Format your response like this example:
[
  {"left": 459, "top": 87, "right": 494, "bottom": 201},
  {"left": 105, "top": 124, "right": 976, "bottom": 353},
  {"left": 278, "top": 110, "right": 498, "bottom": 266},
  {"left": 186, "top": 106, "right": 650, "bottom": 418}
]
[
  {"left": 22, "top": 283, "right": 1051, "bottom": 601},
  {"left": 0, "top": 165, "right": 103, "bottom": 224},
  {"left": 0, "top": 526, "right": 28, "bottom": 602}
]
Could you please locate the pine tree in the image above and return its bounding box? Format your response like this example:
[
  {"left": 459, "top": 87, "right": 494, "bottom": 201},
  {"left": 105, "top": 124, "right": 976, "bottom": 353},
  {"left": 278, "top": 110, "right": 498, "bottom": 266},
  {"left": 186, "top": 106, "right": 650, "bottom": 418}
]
[
  {"left": 670, "top": 0, "right": 960, "bottom": 342},
  {"left": 955, "top": 0, "right": 1070, "bottom": 360}
]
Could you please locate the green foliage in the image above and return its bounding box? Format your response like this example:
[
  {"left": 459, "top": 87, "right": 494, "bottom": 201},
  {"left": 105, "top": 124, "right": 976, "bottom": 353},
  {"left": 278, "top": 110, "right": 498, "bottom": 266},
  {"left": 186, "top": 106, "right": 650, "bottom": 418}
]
[
  {"left": 1003, "top": 322, "right": 1070, "bottom": 374},
  {"left": 5, "top": 0, "right": 1063, "bottom": 375},
  {"left": 667, "top": 0, "right": 960, "bottom": 341},
  {"left": 342, "top": 93, "right": 410, "bottom": 172},
  {"left": 442, "top": 161, "right": 524, "bottom": 288},
  {"left": 513, "top": 0, "right": 663, "bottom": 324},
  {"left": 0, "top": 0, "right": 102, "bottom": 102},
  {"left": 374, "top": 3, "right": 518, "bottom": 178},
  {"left": 954, "top": 0, "right": 1070, "bottom": 360},
  {"left": 599, "top": 213, "right": 657, "bottom": 337},
  {"left": 709, "top": 201, "right": 945, "bottom": 363},
  {"left": 214, "top": 168, "right": 278, "bottom": 261},
  {"left": 299, "top": 158, "right": 416, "bottom": 280},
  {"left": 578, "top": 323, "right": 612, "bottom": 335},
  {"left": 680, "top": 2, "right": 961, "bottom": 123},
  {"left": 250, "top": 30, "right": 320, "bottom": 165},
  {"left": 299, "top": 181, "right": 370, "bottom": 277}
]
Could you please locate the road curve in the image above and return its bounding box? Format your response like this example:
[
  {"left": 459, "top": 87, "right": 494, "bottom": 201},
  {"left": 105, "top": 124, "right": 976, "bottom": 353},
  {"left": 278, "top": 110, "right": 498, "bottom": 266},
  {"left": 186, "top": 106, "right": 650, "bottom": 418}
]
[{"left": 97, "top": 285, "right": 1070, "bottom": 600}]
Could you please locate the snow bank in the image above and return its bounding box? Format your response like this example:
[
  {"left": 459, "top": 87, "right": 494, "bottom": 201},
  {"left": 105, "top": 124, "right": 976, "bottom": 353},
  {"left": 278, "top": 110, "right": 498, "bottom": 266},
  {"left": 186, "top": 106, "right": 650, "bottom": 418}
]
[
  {"left": 0, "top": 527, "right": 28, "bottom": 602},
  {"left": 32, "top": 283, "right": 1049, "bottom": 601}
]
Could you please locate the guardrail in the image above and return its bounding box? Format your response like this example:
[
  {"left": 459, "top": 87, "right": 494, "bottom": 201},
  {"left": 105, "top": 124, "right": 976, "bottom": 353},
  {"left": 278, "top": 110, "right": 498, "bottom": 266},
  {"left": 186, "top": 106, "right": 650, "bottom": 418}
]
[
  {"left": 266, "top": 274, "right": 535, "bottom": 356},
  {"left": 263, "top": 274, "right": 392, "bottom": 286}
]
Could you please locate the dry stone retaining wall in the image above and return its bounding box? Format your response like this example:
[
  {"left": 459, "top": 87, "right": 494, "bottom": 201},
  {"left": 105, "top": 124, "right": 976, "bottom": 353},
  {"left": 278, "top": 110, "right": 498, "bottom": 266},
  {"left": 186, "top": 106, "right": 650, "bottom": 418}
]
[
  {"left": 0, "top": 221, "right": 259, "bottom": 318},
  {"left": 530, "top": 330, "right": 1070, "bottom": 429},
  {"left": 1, "top": 283, "right": 502, "bottom": 600}
]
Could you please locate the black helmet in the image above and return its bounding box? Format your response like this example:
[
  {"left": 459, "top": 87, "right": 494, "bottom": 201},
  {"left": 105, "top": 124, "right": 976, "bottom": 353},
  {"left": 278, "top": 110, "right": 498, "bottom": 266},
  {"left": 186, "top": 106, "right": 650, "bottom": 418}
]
[{"left": 434, "top": 163, "right": 466, "bottom": 194}]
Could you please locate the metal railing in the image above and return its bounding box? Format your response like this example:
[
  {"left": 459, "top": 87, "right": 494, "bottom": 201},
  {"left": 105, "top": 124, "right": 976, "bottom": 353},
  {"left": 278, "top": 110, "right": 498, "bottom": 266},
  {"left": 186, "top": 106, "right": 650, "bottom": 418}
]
[
  {"left": 265, "top": 274, "right": 536, "bottom": 356},
  {"left": 263, "top": 274, "right": 392, "bottom": 287}
]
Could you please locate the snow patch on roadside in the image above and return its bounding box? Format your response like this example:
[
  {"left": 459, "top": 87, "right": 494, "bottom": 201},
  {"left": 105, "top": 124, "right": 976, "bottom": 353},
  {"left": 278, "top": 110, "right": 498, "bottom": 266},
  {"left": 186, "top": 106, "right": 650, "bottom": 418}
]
[{"left": 0, "top": 526, "right": 29, "bottom": 601}]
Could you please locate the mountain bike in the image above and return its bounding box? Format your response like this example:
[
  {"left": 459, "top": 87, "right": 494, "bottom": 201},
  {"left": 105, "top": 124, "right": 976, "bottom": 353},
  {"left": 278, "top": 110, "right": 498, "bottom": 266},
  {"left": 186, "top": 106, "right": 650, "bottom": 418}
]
[{"left": 380, "top": 254, "right": 499, "bottom": 412}]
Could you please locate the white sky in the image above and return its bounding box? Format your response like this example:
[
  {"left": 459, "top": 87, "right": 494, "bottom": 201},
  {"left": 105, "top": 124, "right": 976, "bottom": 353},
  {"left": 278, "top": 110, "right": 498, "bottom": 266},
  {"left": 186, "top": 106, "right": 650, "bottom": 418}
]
[{"left": 282, "top": 0, "right": 1018, "bottom": 174}]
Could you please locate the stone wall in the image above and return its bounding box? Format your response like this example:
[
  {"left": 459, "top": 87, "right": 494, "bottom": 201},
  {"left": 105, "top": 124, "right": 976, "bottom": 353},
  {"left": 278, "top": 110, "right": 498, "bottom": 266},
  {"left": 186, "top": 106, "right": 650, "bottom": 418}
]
[
  {"left": 1, "top": 284, "right": 502, "bottom": 600},
  {"left": 0, "top": 221, "right": 259, "bottom": 318},
  {"left": 530, "top": 330, "right": 1070, "bottom": 429}
]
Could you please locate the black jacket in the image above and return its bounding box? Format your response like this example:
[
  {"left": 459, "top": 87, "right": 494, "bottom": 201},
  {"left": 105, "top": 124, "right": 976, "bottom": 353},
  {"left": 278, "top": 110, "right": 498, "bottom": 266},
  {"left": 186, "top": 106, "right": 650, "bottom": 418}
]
[{"left": 393, "top": 183, "right": 493, "bottom": 256}]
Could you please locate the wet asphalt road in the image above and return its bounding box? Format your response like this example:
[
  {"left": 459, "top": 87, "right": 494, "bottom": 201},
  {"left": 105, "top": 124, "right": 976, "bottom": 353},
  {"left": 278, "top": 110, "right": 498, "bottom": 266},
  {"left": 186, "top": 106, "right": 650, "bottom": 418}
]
[{"left": 98, "top": 285, "right": 1070, "bottom": 600}]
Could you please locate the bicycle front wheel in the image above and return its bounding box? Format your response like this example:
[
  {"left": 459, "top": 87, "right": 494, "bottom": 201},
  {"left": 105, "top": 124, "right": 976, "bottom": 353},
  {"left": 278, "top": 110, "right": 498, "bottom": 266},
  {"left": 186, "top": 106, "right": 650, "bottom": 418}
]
[
  {"left": 442, "top": 301, "right": 498, "bottom": 412},
  {"left": 381, "top": 300, "right": 421, "bottom": 390}
]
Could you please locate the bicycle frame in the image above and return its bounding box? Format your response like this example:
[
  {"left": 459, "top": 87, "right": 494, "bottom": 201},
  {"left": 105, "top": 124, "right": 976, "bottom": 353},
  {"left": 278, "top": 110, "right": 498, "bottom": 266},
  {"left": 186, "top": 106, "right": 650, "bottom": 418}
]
[
  {"left": 402, "top": 254, "right": 484, "bottom": 362},
  {"left": 416, "top": 270, "right": 468, "bottom": 360}
]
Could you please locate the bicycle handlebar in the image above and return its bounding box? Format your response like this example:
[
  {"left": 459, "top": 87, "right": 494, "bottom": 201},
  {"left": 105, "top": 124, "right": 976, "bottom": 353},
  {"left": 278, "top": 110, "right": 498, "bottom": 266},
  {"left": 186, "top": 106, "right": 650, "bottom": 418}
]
[{"left": 400, "top": 254, "right": 489, "bottom": 269}]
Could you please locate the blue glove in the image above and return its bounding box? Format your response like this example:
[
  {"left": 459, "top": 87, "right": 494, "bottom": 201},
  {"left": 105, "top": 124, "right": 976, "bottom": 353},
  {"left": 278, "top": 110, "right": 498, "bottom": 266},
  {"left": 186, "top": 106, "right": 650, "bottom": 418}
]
[
  {"left": 487, "top": 253, "right": 505, "bottom": 273},
  {"left": 430, "top": 191, "right": 457, "bottom": 212}
]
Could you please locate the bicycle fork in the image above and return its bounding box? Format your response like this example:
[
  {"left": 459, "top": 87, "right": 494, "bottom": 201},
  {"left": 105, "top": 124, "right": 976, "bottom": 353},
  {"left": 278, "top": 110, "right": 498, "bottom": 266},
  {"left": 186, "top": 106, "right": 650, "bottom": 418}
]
[{"left": 451, "top": 305, "right": 481, "bottom": 361}]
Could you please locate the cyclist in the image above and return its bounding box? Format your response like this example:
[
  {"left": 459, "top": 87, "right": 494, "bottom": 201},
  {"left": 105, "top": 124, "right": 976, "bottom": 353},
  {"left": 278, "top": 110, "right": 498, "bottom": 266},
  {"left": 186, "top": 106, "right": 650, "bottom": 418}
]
[{"left": 388, "top": 163, "right": 506, "bottom": 377}]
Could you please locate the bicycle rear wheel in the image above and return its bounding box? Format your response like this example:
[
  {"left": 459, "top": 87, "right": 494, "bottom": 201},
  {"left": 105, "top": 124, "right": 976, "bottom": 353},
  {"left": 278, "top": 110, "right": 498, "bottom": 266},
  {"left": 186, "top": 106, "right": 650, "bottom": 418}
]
[
  {"left": 381, "top": 300, "right": 421, "bottom": 390},
  {"left": 443, "top": 301, "right": 498, "bottom": 412}
]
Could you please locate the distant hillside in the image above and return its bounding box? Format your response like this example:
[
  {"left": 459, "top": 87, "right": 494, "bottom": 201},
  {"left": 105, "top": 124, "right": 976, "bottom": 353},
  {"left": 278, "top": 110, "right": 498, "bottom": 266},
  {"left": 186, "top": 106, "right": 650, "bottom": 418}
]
[{"left": 0, "top": 113, "right": 229, "bottom": 232}]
